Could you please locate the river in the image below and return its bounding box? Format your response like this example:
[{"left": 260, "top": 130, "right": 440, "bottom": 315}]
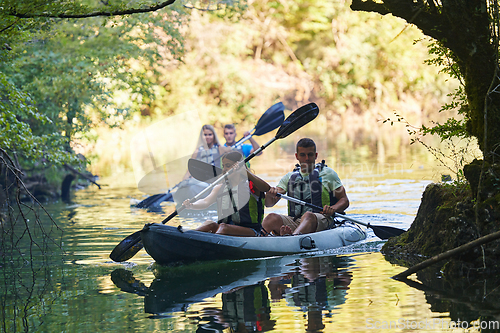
[{"left": 2, "top": 134, "right": 497, "bottom": 332}]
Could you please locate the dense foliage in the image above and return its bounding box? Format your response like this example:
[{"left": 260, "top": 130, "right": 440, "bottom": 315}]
[
  {"left": 145, "top": 0, "right": 454, "bottom": 127},
  {"left": 0, "top": 0, "right": 187, "bottom": 181}
]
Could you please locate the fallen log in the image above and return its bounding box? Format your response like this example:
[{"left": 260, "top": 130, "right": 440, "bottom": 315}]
[
  {"left": 392, "top": 229, "right": 500, "bottom": 280},
  {"left": 63, "top": 164, "right": 101, "bottom": 189}
]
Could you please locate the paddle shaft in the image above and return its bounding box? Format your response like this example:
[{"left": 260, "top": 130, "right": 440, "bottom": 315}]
[
  {"left": 277, "top": 193, "right": 382, "bottom": 228},
  {"left": 142, "top": 145, "right": 267, "bottom": 223},
  {"left": 277, "top": 193, "right": 405, "bottom": 239},
  {"left": 276, "top": 193, "right": 348, "bottom": 220},
  {"left": 244, "top": 137, "right": 274, "bottom": 163},
  {"left": 234, "top": 133, "right": 254, "bottom": 148}
]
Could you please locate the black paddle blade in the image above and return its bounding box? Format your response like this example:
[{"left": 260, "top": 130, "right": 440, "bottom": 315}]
[
  {"left": 135, "top": 193, "right": 173, "bottom": 208},
  {"left": 110, "top": 269, "right": 148, "bottom": 296},
  {"left": 188, "top": 159, "right": 223, "bottom": 183},
  {"left": 109, "top": 230, "right": 144, "bottom": 262},
  {"left": 110, "top": 210, "right": 180, "bottom": 262},
  {"left": 371, "top": 225, "right": 405, "bottom": 240},
  {"left": 253, "top": 102, "right": 285, "bottom": 136},
  {"left": 276, "top": 103, "right": 319, "bottom": 139}
]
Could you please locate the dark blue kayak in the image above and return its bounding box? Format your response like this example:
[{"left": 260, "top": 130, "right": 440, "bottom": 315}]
[{"left": 140, "top": 222, "right": 367, "bottom": 265}]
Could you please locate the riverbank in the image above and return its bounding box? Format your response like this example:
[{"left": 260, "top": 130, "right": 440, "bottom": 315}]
[{"left": 382, "top": 159, "right": 500, "bottom": 282}]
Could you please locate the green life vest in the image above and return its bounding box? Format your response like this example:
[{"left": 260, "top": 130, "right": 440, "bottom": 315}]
[
  {"left": 217, "top": 180, "right": 265, "bottom": 231},
  {"left": 287, "top": 161, "right": 338, "bottom": 218}
]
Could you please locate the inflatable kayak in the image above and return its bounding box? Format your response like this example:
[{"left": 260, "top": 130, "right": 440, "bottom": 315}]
[{"left": 140, "top": 222, "right": 367, "bottom": 265}]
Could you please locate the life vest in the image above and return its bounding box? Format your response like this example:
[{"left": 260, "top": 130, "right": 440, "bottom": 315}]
[
  {"left": 287, "top": 161, "right": 338, "bottom": 218},
  {"left": 222, "top": 282, "right": 270, "bottom": 328},
  {"left": 196, "top": 143, "right": 221, "bottom": 167},
  {"left": 224, "top": 143, "right": 251, "bottom": 167},
  {"left": 217, "top": 179, "right": 265, "bottom": 231}
]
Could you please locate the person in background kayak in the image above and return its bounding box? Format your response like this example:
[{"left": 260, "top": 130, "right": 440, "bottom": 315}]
[
  {"left": 223, "top": 124, "right": 262, "bottom": 157},
  {"left": 262, "top": 138, "right": 349, "bottom": 236},
  {"left": 183, "top": 124, "right": 229, "bottom": 180},
  {"left": 182, "top": 151, "right": 268, "bottom": 236}
]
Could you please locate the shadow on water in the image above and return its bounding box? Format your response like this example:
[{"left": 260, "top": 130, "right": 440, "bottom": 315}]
[
  {"left": 111, "top": 254, "right": 354, "bottom": 332},
  {"left": 0, "top": 150, "right": 66, "bottom": 333},
  {"left": 395, "top": 268, "right": 500, "bottom": 331}
]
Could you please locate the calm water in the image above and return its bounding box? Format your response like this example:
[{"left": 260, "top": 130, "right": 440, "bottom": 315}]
[{"left": 2, "top": 140, "right": 497, "bottom": 332}]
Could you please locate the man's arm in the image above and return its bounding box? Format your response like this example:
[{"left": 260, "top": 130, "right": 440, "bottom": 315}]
[
  {"left": 322, "top": 185, "right": 349, "bottom": 216},
  {"left": 243, "top": 131, "right": 262, "bottom": 156},
  {"left": 265, "top": 186, "right": 286, "bottom": 207}
]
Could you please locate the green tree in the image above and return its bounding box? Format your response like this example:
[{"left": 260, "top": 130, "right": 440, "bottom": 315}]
[{"left": 0, "top": 0, "right": 186, "bottom": 177}]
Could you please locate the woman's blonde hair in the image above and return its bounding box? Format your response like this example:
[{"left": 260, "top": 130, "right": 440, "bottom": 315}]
[{"left": 197, "top": 124, "right": 222, "bottom": 149}]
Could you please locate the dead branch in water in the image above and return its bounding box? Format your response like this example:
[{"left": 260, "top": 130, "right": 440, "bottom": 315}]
[{"left": 393, "top": 230, "right": 500, "bottom": 280}]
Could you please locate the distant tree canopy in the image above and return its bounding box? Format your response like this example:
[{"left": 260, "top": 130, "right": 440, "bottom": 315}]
[
  {"left": 147, "top": 0, "right": 454, "bottom": 129},
  {"left": 351, "top": 0, "right": 500, "bottom": 161},
  {"left": 0, "top": 0, "right": 187, "bottom": 175}
]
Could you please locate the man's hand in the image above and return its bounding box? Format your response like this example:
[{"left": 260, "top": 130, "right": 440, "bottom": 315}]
[
  {"left": 267, "top": 186, "right": 280, "bottom": 199},
  {"left": 321, "top": 205, "right": 337, "bottom": 217},
  {"left": 264, "top": 186, "right": 283, "bottom": 207}
]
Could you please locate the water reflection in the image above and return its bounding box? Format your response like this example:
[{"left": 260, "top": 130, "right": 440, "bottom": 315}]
[
  {"left": 111, "top": 254, "right": 353, "bottom": 332},
  {"left": 396, "top": 270, "right": 500, "bottom": 330},
  {"left": 269, "top": 256, "right": 352, "bottom": 332}
]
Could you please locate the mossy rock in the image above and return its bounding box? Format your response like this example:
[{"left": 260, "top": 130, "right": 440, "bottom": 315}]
[
  {"left": 382, "top": 182, "right": 476, "bottom": 257},
  {"left": 383, "top": 160, "right": 500, "bottom": 280}
]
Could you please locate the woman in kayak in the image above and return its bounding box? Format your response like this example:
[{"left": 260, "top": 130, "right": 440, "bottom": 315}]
[
  {"left": 182, "top": 151, "right": 268, "bottom": 236},
  {"left": 183, "top": 124, "right": 229, "bottom": 180}
]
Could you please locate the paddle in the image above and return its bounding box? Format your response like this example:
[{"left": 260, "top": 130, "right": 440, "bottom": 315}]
[
  {"left": 109, "top": 103, "right": 319, "bottom": 262},
  {"left": 134, "top": 183, "right": 178, "bottom": 208},
  {"left": 187, "top": 159, "right": 406, "bottom": 240},
  {"left": 188, "top": 159, "right": 222, "bottom": 182},
  {"left": 233, "top": 102, "right": 285, "bottom": 148},
  {"left": 276, "top": 194, "right": 405, "bottom": 240}
]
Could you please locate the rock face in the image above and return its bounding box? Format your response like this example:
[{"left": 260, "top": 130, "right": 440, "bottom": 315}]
[{"left": 382, "top": 159, "right": 500, "bottom": 279}]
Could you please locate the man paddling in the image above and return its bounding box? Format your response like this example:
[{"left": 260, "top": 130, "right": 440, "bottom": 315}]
[
  {"left": 262, "top": 138, "right": 349, "bottom": 236},
  {"left": 223, "top": 124, "right": 262, "bottom": 157}
]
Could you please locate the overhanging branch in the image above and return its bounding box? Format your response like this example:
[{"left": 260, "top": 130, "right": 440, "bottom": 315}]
[
  {"left": 350, "top": 0, "right": 390, "bottom": 15},
  {"left": 350, "top": 0, "right": 450, "bottom": 46},
  {"left": 6, "top": 0, "right": 177, "bottom": 19}
]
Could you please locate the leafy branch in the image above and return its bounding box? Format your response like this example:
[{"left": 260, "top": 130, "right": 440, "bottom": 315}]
[
  {"left": 383, "top": 112, "right": 480, "bottom": 180},
  {"left": 4, "top": 0, "right": 177, "bottom": 19}
]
